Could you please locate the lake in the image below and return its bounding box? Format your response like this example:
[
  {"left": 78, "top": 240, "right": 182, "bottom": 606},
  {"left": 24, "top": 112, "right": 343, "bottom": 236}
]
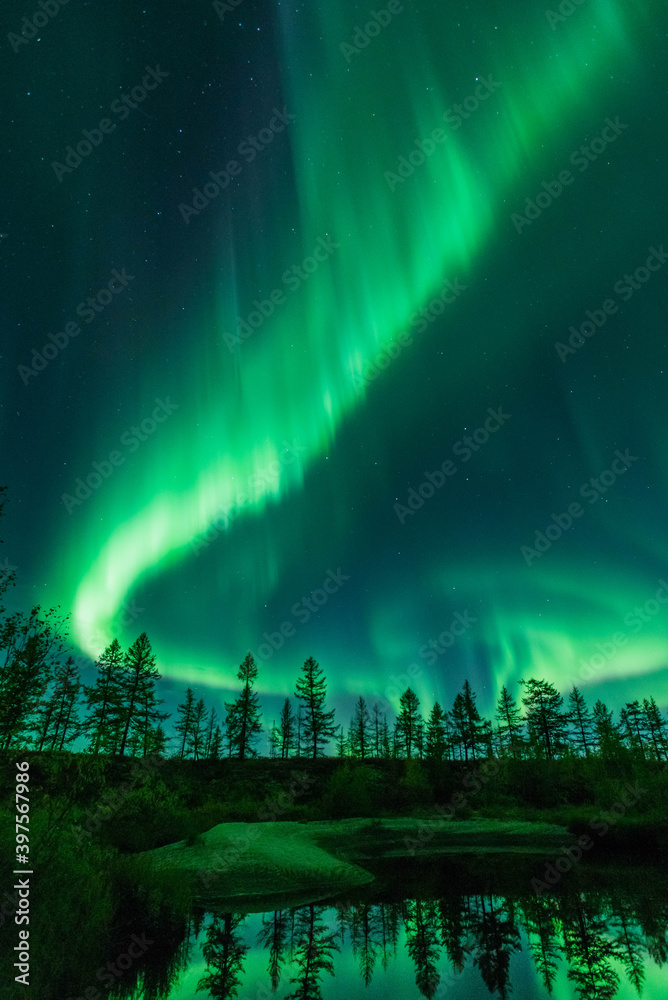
[{"left": 91, "top": 852, "right": 668, "bottom": 1000}]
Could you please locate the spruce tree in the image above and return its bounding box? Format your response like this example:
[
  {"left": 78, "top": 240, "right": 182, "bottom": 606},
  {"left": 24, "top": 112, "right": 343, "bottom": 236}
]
[
  {"left": 592, "top": 700, "right": 623, "bottom": 757},
  {"left": 174, "top": 687, "right": 196, "bottom": 758},
  {"left": 117, "top": 633, "right": 161, "bottom": 756},
  {"left": 83, "top": 638, "right": 125, "bottom": 753},
  {"left": 224, "top": 652, "right": 263, "bottom": 759},
  {"left": 643, "top": 697, "right": 668, "bottom": 760},
  {"left": 268, "top": 722, "right": 281, "bottom": 758},
  {"left": 37, "top": 656, "right": 81, "bottom": 751},
  {"left": 336, "top": 724, "right": 348, "bottom": 757},
  {"left": 187, "top": 698, "right": 207, "bottom": 760},
  {"left": 209, "top": 724, "right": 222, "bottom": 759},
  {"left": 495, "top": 685, "right": 524, "bottom": 758},
  {"left": 425, "top": 702, "right": 447, "bottom": 760},
  {"left": 294, "top": 656, "right": 337, "bottom": 758},
  {"left": 567, "top": 686, "right": 595, "bottom": 757},
  {"left": 520, "top": 678, "right": 568, "bottom": 759},
  {"left": 203, "top": 707, "right": 218, "bottom": 758},
  {"left": 279, "top": 698, "right": 295, "bottom": 758},
  {"left": 620, "top": 700, "right": 649, "bottom": 758},
  {"left": 349, "top": 696, "right": 372, "bottom": 759},
  {"left": 395, "top": 688, "right": 421, "bottom": 758}
]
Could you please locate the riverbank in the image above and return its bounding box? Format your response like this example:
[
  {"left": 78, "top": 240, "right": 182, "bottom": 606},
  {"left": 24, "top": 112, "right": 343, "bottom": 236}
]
[{"left": 144, "top": 816, "right": 572, "bottom": 908}]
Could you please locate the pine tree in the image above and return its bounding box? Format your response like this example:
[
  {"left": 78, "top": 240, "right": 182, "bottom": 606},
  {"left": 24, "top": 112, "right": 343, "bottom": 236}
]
[
  {"left": 349, "top": 696, "right": 372, "bottom": 759},
  {"left": 380, "top": 715, "right": 391, "bottom": 758},
  {"left": 395, "top": 688, "right": 421, "bottom": 758},
  {"left": 495, "top": 685, "right": 524, "bottom": 758},
  {"left": 279, "top": 698, "right": 295, "bottom": 758},
  {"left": 425, "top": 702, "right": 447, "bottom": 760},
  {"left": 174, "top": 687, "right": 197, "bottom": 758},
  {"left": 295, "top": 705, "right": 305, "bottom": 758},
  {"left": 224, "top": 653, "right": 263, "bottom": 759},
  {"left": 117, "top": 633, "right": 161, "bottom": 756},
  {"left": 461, "top": 680, "right": 486, "bottom": 759},
  {"left": 295, "top": 656, "right": 337, "bottom": 758},
  {"left": 149, "top": 723, "right": 169, "bottom": 757},
  {"left": 520, "top": 678, "right": 568, "bottom": 760},
  {"left": 567, "top": 686, "right": 595, "bottom": 757},
  {"left": 83, "top": 639, "right": 125, "bottom": 753}
]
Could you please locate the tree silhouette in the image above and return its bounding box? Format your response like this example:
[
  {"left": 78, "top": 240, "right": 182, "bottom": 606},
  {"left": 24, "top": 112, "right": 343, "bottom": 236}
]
[
  {"left": 295, "top": 656, "right": 337, "bottom": 758},
  {"left": 224, "top": 652, "right": 263, "bottom": 759}
]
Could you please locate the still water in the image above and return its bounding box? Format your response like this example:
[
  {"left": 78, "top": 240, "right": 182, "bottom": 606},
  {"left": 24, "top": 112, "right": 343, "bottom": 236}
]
[{"left": 92, "top": 855, "right": 668, "bottom": 999}]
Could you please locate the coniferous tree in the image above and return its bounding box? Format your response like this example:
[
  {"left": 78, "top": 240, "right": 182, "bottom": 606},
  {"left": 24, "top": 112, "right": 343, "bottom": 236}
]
[
  {"left": 149, "top": 723, "right": 169, "bottom": 757},
  {"left": 117, "top": 632, "right": 161, "bottom": 756},
  {"left": 209, "top": 724, "right": 222, "bottom": 760},
  {"left": 295, "top": 656, "right": 337, "bottom": 758},
  {"left": 395, "top": 687, "right": 421, "bottom": 758},
  {"left": 203, "top": 707, "right": 218, "bottom": 758},
  {"left": 83, "top": 638, "right": 125, "bottom": 753},
  {"left": 592, "top": 700, "right": 623, "bottom": 757},
  {"left": 425, "top": 702, "right": 448, "bottom": 760},
  {"left": 132, "top": 672, "right": 169, "bottom": 757},
  {"left": 642, "top": 697, "right": 668, "bottom": 760},
  {"left": 174, "top": 687, "right": 197, "bottom": 758},
  {"left": 295, "top": 704, "right": 304, "bottom": 758},
  {"left": 349, "top": 696, "right": 372, "bottom": 759},
  {"left": 336, "top": 724, "right": 348, "bottom": 758},
  {"left": 279, "top": 698, "right": 295, "bottom": 758},
  {"left": 520, "top": 678, "right": 568, "bottom": 760},
  {"left": 224, "top": 653, "right": 263, "bottom": 759},
  {"left": 187, "top": 698, "right": 207, "bottom": 760},
  {"left": 0, "top": 605, "right": 67, "bottom": 749},
  {"left": 495, "top": 686, "right": 524, "bottom": 758},
  {"left": 567, "top": 686, "right": 595, "bottom": 757},
  {"left": 268, "top": 722, "right": 281, "bottom": 758},
  {"left": 36, "top": 656, "right": 81, "bottom": 751},
  {"left": 380, "top": 715, "right": 391, "bottom": 758},
  {"left": 371, "top": 702, "right": 384, "bottom": 757},
  {"left": 620, "top": 700, "right": 649, "bottom": 758}
]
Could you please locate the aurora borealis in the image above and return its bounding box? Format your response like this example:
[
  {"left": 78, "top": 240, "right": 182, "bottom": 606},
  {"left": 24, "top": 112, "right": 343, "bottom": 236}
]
[{"left": 3, "top": 0, "right": 668, "bottom": 723}]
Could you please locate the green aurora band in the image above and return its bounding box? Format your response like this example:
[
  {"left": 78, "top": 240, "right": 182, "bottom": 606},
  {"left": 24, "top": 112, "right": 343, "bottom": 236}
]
[{"left": 48, "top": 0, "right": 666, "bottom": 709}]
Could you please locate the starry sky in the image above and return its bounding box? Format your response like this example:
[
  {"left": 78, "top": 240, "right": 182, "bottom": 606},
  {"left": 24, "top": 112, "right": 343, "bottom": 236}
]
[{"left": 2, "top": 0, "right": 668, "bottom": 725}]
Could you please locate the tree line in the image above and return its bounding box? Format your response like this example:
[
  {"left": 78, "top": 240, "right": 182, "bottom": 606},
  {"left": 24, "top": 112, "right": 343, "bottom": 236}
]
[{"left": 3, "top": 616, "right": 668, "bottom": 762}]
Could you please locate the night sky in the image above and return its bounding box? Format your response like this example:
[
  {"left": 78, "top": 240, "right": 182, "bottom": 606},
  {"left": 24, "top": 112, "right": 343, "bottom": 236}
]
[{"left": 2, "top": 0, "right": 668, "bottom": 725}]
